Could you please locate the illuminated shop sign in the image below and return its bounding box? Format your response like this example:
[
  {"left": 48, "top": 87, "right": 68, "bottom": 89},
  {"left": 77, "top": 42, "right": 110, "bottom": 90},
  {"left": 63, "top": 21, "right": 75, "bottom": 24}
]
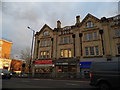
[
  {"left": 80, "top": 62, "right": 92, "bottom": 68},
  {"left": 35, "top": 64, "right": 53, "bottom": 67},
  {"left": 55, "top": 60, "right": 76, "bottom": 65},
  {"left": 0, "top": 59, "right": 11, "bottom": 70},
  {"left": 35, "top": 60, "right": 52, "bottom": 64},
  {"left": 56, "top": 62, "right": 68, "bottom": 65}
]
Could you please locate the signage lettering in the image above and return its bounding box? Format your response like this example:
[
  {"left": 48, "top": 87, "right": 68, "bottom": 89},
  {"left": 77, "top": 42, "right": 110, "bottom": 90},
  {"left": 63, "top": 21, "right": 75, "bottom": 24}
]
[{"left": 35, "top": 60, "right": 52, "bottom": 64}]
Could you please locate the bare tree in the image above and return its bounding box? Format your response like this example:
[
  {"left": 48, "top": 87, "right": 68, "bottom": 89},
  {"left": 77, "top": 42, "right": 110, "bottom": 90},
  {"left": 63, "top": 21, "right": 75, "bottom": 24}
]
[{"left": 20, "top": 47, "right": 31, "bottom": 66}]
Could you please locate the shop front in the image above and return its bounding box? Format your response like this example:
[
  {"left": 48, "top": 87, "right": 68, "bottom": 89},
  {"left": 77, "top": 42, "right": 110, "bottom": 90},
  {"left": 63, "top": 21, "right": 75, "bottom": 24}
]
[
  {"left": 80, "top": 61, "right": 92, "bottom": 72},
  {"left": 34, "top": 59, "right": 54, "bottom": 72},
  {"left": 10, "top": 59, "right": 23, "bottom": 73},
  {"left": 55, "top": 59, "right": 77, "bottom": 72},
  {"left": 80, "top": 61, "right": 92, "bottom": 78},
  {"left": 0, "top": 58, "right": 11, "bottom": 70}
]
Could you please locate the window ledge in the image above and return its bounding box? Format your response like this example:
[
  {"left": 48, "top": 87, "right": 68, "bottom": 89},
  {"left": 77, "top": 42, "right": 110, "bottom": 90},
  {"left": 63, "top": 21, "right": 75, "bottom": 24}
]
[
  {"left": 116, "top": 55, "right": 120, "bottom": 57},
  {"left": 40, "top": 46, "right": 51, "bottom": 48},
  {"left": 83, "top": 26, "right": 98, "bottom": 30},
  {"left": 41, "top": 36, "right": 51, "bottom": 39},
  {"left": 37, "top": 58, "right": 52, "bottom": 60},
  {"left": 85, "top": 26, "right": 97, "bottom": 28},
  {"left": 59, "top": 43, "right": 72, "bottom": 45},
  {"left": 83, "top": 55, "right": 103, "bottom": 58},
  {"left": 59, "top": 57, "right": 73, "bottom": 59},
  {"left": 83, "top": 39, "right": 100, "bottom": 42},
  {"left": 113, "top": 37, "right": 120, "bottom": 39},
  {"left": 59, "top": 33, "right": 73, "bottom": 36}
]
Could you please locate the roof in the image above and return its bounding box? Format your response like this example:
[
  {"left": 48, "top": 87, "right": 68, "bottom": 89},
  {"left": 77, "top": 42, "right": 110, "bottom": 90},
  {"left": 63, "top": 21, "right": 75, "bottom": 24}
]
[
  {"left": 0, "top": 37, "right": 13, "bottom": 44},
  {"left": 80, "top": 13, "right": 100, "bottom": 26},
  {"left": 35, "top": 24, "right": 53, "bottom": 36}
]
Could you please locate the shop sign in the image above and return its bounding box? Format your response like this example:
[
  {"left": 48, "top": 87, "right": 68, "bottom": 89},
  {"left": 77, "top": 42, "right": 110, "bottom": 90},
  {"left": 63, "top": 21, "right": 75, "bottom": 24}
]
[
  {"left": 58, "top": 69, "right": 62, "bottom": 72},
  {"left": 80, "top": 61, "right": 92, "bottom": 68},
  {"left": 35, "top": 64, "right": 53, "bottom": 67},
  {"left": 69, "top": 63, "right": 76, "bottom": 65},
  {"left": 35, "top": 60, "right": 52, "bottom": 64},
  {"left": 56, "top": 62, "right": 68, "bottom": 65}
]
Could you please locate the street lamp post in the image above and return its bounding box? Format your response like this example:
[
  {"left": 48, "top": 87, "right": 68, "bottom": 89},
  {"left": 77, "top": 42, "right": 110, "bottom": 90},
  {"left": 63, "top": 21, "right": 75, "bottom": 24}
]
[{"left": 27, "top": 26, "right": 35, "bottom": 73}]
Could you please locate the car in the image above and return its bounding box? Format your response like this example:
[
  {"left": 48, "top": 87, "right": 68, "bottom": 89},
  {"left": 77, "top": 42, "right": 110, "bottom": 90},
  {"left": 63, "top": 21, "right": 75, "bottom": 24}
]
[
  {"left": 0, "top": 69, "right": 12, "bottom": 79},
  {"left": 89, "top": 61, "right": 120, "bottom": 90}
]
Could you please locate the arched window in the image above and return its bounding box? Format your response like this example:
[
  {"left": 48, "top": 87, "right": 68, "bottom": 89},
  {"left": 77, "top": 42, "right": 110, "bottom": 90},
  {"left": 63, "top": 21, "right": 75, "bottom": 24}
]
[
  {"left": 86, "top": 21, "right": 95, "bottom": 28},
  {"left": 43, "top": 31, "right": 49, "bottom": 36}
]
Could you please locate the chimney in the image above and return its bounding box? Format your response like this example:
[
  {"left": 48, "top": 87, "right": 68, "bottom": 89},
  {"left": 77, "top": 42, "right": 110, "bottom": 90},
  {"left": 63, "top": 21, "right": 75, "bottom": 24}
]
[
  {"left": 76, "top": 16, "right": 80, "bottom": 24},
  {"left": 57, "top": 20, "right": 61, "bottom": 28}
]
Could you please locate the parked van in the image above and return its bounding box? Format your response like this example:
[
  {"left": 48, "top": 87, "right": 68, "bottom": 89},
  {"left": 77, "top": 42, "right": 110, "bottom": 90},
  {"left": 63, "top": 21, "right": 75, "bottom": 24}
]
[{"left": 90, "top": 61, "right": 120, "bottom": 90}]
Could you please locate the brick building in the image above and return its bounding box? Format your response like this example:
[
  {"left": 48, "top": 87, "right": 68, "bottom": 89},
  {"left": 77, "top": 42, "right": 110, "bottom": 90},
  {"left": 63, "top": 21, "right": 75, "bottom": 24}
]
[
  {"left": 10, "top": 59, "right": 23, "bottom": 73},
  {"left": 0, "top": 39, "right": 13, "bottom": 70},
  {"left": 33, "top": 13, "right": 120, "bottom": 73},
  {"left": 0, "top": 39, "right": 13, "bottom": 59}
]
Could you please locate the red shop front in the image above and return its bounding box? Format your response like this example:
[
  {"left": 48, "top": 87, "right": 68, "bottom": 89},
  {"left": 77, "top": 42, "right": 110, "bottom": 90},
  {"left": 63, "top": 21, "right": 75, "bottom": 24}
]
[{"left": 34, "top": 60, "right": 54, "bottom": 72}]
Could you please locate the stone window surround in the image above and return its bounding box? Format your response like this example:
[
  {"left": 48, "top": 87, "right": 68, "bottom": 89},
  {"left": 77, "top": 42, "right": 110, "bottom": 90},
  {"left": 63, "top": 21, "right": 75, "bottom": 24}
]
[
  {"left": 60, "top": 49, "right": 72, "bottom": 58},
  {"left": 84, "top": 46, "right": 100, "bottom": 56}
]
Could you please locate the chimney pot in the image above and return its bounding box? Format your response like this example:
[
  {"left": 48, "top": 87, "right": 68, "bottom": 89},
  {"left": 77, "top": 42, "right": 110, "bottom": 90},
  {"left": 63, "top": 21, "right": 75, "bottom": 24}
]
[
  {"left": 57, "top": 20, "right": 61, "bottom": 28},
  {"left": 76, "top": 15, "right": 80, "bottom": 25}
]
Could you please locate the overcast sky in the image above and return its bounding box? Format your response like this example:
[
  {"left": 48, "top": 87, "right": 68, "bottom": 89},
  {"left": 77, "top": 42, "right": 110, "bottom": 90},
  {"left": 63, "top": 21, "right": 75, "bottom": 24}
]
[{"left": 1, "top": 0, "right": 119, "bottom": 59}]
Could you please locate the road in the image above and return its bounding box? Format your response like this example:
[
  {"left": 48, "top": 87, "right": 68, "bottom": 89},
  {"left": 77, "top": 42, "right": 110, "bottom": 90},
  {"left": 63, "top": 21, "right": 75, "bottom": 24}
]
[{"left": 2, "top": 78, "right": 94, "bottom": 89}]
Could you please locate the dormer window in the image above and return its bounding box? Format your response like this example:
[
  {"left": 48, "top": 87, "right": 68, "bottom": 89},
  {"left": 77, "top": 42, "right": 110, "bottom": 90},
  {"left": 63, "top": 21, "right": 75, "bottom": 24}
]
[
  {"left": 86, "top": 21, "right": 95, "bottom": 28},
  {"left": 43, "top": 31, "right": 49, "bottom": 36}
]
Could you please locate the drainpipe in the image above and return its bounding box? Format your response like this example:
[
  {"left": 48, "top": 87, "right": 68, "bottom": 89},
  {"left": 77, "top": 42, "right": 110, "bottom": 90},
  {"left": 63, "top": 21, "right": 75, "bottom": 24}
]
[
  {"left": 72, "top": 34, "right": 76, "bottom": 57},
  {"left": 51, "top": 38, "right": 54, "bottom": 58},
  {"left": 79, "top": 33, "right": 83, "bottom": 56},
  {"left": 99, "top": 29, "right": 104, "bottom": 55}
]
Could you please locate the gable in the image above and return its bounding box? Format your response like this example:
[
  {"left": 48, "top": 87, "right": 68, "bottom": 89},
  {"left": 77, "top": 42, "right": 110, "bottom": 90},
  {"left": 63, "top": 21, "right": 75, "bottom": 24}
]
[
  {"left": 38, "top": 24, "right": 53, "bottom": 35},
  {"left": 80, "top": 13, "right": 100, "bottom": 27}
]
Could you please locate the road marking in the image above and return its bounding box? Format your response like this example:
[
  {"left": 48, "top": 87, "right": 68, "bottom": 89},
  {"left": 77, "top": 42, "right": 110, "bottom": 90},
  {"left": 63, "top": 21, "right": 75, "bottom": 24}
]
[
  {"left": 33, "top": 79, "right": 41, "bottom": 80},
  {"left": 21, "top": 80, "right": 30, "bottom": 82},
  {"left": 67, "top": 80, "right": 89, "bottom": 83},
  {"left": 33, "top": 79, "right": 52, "bottom": 80},
  {"left": 66, "top": 83, "right": 79, "bottom": 86},
  {"left": 32, "top": 78, "right": 89, "bottom": 83},
  {"left": 51, "top": 79, "right": 89, "bottom": 83}
]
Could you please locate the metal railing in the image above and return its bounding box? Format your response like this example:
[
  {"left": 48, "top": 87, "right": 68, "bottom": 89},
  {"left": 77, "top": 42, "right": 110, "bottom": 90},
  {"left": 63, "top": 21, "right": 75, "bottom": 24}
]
[{"left": 12, "top": 72, "right": 90, "bottom": 79}]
